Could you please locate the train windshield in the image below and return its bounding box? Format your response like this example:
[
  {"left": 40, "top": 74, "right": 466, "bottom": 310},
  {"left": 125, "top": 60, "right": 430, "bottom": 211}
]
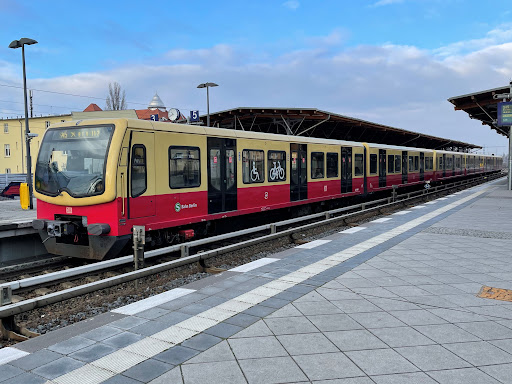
[{"left": 35, "top": 126, "right": 114, "bottom": 197}]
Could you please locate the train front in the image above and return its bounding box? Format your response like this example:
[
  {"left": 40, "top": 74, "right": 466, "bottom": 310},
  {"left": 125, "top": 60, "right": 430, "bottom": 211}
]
[{"left": 32, "top": 120, "right": 128, "bottom": 260}]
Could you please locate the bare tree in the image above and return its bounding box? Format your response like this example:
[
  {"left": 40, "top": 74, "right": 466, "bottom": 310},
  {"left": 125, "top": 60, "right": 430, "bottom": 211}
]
[{"left": 105, "top": 82, "right": 127, "bottom": 110}]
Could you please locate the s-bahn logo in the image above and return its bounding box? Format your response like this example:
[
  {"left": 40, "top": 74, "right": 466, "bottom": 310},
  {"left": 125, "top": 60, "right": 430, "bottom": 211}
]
[{"left": 174, "top": 202, "right": 181, "bottom": 212}]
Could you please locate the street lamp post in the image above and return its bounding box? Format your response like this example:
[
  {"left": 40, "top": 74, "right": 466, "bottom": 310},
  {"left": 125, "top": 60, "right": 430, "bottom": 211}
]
[
  {"left": 197, "top": 82, "right": 218, "bottom": 127},
  {"left": 9, "top": 38, "right": 38, "bottom": 209}
]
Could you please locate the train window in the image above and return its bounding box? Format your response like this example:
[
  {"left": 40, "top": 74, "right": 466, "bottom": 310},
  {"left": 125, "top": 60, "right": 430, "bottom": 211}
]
[
  {"left": 455, "top": 157, "right": 461, "bottom": 169},
  {"left": 414, "top": 156, "right": 419, "bottom": 171},
  {"left": 326, "top": 152, "right": 338, "bottom": 178},
  {"left": 425, "top": 157, "right": 433, "bottom": 171},
  {"left": 268, "top": 151, "right": 286, "bottom": 182},
  {"left": 311, "top": 152, "right": 325, "bottom": 179},
  {"left": 242, "top": 150, "right": 264, "bottom": 183},
  {"left": 438, "top": 156, "right": 443, "bottom": 170},
  {"left": 369, "top": 154, "right": 377, "bottom": 174},
  {"left": 408, "top": 156, "right": 413, "bottom": 172},
  {"left": 131, "top": 145, "right": 147, "bottom": 197},
  {"left": 169, "top": 146, "right": 201, "bottom": 189},
  {"left": 387, "top": 155, "right": 394, "bottom": 173},
  {"left": 446, "top": 156, "right": 453, "bottom": 170},
  {"left": 395, "top": 155, "right": 401, "bottom": 173},
  {"left": 354, "top": 154, "right": 364, "bottom": 176}
]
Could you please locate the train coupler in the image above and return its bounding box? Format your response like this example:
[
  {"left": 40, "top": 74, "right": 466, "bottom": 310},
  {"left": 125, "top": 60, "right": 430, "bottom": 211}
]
[{"left": 0, "top": 316, "right": 39, "bottom": 342}]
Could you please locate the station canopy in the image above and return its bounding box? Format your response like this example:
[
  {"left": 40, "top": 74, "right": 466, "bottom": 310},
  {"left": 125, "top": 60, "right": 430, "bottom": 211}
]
[
  {"left": 448, "top": 85, "right": 510, "bottom": 138},
  {"left": 200, "top": 107, "right": 480, "bottom": 151}
]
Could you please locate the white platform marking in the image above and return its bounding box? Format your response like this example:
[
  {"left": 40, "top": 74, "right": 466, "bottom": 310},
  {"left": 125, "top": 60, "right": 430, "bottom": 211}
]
[
  {"left": 47, "top": 188, "right": 487, "bottom": 384},
  {"left": 340, "top": 227, "right": 367, "bottom": 234},
  {"left": 371, "top": 218, "right": 392, "bottom": 223},
  {"left": 393, "top": 211, "right": 411, "bottom": 215},
  {"left": 425, "top": 201, "right": 437, "bottom": 205},
  {"left": 410, "top": 206, "right": 425, "bottom": 209},
  {"left": 437, "top": 197, "right": 448, "bottom": 200},
  {"left": 112, "top": 288, "right": 195, "bottom": 315},
  {"left": 0, "top": 347, "right": 28, "bottom": 365},
  {"left": 295, "top": 239, "right": 332, "bottom": 249},
  {"left": 230, "top": 257, "right": 279, "bottom": 272}
]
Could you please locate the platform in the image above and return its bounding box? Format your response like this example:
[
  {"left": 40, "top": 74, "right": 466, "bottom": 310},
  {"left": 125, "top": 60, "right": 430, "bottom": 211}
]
[
  {"left": 0, "top": 199, "right": 37, "bottom": 230},
  {"left": 2, "top": 178, "right": 512, "bottom": 383}
]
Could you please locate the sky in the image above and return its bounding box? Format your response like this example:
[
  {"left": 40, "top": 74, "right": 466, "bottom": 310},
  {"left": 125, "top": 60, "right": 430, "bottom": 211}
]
[{"left": 1, "top": 0, "right": 511, "bottom": 154}]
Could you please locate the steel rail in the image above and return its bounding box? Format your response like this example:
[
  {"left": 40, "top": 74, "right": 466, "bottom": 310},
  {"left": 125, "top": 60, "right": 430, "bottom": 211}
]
[{"left": 0, "top": 174, "right": 501, "bottom": 319}]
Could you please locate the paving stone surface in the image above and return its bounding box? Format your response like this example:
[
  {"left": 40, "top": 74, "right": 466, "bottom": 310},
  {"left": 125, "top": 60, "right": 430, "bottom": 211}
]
[{"left": 7, "top": 180, "right": 512, "bottom": 383}]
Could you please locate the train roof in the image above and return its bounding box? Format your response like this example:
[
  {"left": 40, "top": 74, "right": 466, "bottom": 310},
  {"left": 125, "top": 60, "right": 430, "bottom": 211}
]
[{"left": 49, "top": 118, "right": 498, "bottom": 156}]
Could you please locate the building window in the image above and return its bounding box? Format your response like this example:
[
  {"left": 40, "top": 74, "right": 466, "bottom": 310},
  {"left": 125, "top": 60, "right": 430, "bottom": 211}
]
[
  {"left": 311, "top": 152, "right": 325, "bottom": 179},
  {"left": 354, "top": 154, "right": 364, "bottom": 176},
  {"left": 4, "top": 144, "right": 10, "bottom": 157},
  {"left": 3, "top": 123, "right": 8, "bottom": 133},
  {"left": 5, "top": 168, "right": 11, "bottom": 174},
  {"left": 45, "top": 121, "right": 51, "bottom": 128},
  {"left": 326, "top": 152, "right": 338, "bottom": 178},
  {"left": 169, "top": 146, "right": 201, "bottom": 189},
  {"left": 268, "top": 151, "right": 286, "bottom": 182},
  {"left": 242, "top": 149, "right": 264, "bottom": 183}
]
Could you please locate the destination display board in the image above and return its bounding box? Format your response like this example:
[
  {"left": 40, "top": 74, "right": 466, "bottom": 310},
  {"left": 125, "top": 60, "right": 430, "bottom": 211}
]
[{"left": 498, "top": 102, "right": 512, "bottom": 126}]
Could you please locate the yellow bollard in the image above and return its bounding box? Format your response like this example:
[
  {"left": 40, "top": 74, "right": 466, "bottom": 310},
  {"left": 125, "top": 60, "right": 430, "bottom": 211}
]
[{"left": 19, "top": 183, "right": 29, "bottom": 210}]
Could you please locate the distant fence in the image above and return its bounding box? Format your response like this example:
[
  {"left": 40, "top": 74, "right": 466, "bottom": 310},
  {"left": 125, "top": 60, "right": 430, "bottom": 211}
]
[{"left": 0, "top": 173, "right": 29, "bottom": 191}]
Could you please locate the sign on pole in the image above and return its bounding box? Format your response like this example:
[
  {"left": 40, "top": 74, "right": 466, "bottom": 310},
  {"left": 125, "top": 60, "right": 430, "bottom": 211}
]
[
  {"left": 150, "top": 114, "right": 159, "bottom": 121},
  {"left": 190, "top": 110, "right": 200, "bottom": 122},
  {"left": 498, "top": 102, "right": 512, "bottom": 126}
]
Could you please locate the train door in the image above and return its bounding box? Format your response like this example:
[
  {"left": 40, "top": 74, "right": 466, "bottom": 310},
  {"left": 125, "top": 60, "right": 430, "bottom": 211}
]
[
  {"left": 402, "top": 151, "right": 408, "bottom": 184},
  {"left": 420, "top": 152, "right": 425, "bottom": 181},
  {"left": 378, "top": 149, "right": 386, "bottom": 188},
  {"left": 443, "top": 154, "right": 446, "bottom": 177},
  {"left": 128, "top": 131, "right": 156, "bottom": 219},
  {"left": 207, "top": 137, "right": 237, "bottom": 214},
  {"left": 341, "top": 147, "right": 352, "bottom": 193},
  {"left": 290, "top": 143, "right": 307, "bottom": 201}
]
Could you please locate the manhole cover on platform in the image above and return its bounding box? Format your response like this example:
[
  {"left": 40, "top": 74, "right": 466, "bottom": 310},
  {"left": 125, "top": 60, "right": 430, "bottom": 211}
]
[{"left": 478, "top": 286, "right": 512, "bottom": 302}]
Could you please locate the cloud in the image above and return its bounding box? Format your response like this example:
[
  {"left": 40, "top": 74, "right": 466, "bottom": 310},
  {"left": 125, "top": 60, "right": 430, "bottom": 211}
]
[
  {"left": 1, "top": 28, "right": 511, "bottom": 153},
  {"left": 283, "top": 0, "right": 299, "bottom": 10},
  {"left": 371, "top": 0, "right": 405, "bottom": 7}
]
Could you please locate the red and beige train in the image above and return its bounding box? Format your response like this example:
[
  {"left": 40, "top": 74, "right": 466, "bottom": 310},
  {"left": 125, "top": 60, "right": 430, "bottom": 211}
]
[{"left": 32, "top": 118, "right": 502, "bottom": 260}]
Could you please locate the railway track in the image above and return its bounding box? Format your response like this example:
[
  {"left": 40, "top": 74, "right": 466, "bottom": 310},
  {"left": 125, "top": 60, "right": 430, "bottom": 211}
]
[{"left": 0, "top": 173, "right": 503, "bottom": 343}]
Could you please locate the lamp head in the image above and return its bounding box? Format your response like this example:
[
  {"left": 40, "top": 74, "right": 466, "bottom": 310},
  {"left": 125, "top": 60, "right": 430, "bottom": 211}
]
[
  {"left": 197, "top": 82, "right": 218, "bottom": 88},
  {"left": 9, "top": 38, "right": 38, "bottom": 49}
]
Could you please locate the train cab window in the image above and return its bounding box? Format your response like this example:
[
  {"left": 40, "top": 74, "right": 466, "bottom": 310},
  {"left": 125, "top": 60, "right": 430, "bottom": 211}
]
[
  {"left": 311, "top": 152, "right": 325, "bottom": 179},
  {"left": 414, "top": 156, "right": 419, "bottom": 171},
  {"left": 387, "top": 155, "right": 394, "bottom": 173},
  {"left": 326, "top": 152, "right": 338, "bottom": 178},
  {"left": 131, "top": 145, "right": 147, "bottom": 197},
  {"left": 369, "top": 154, "right": 377, "bottom": 174},
  {"left": 354, "top": 154, "right": 364, "bottom": 176},
  {"left": 169, "top": 146, "right": 200, "bottom": 189},
  {"left": 268, "top": 151, "right": 286, "bottom": 182},
  {"left": 242, "top": 149, "right": 264, "bottom": 183},
  {"left": 395, "top": 155, "right": 401, "bottom": 173}
]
